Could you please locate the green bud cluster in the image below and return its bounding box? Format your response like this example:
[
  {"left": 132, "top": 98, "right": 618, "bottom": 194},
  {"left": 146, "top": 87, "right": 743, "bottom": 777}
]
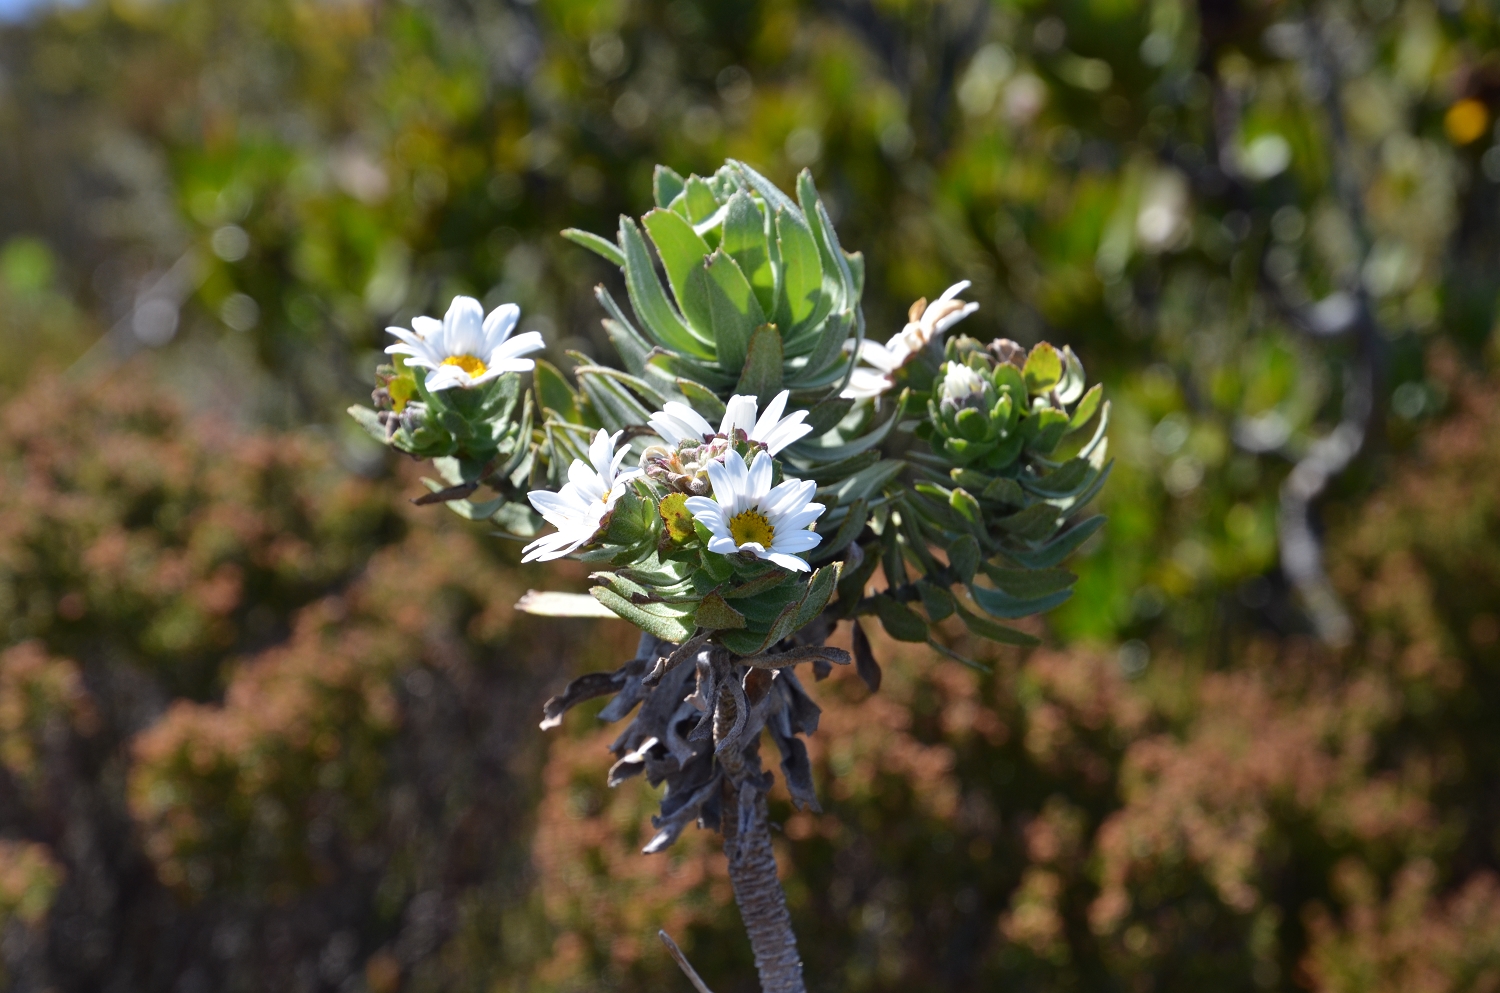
[{"left": 919, "top": 338, "right": 1096, "bottom": 472}]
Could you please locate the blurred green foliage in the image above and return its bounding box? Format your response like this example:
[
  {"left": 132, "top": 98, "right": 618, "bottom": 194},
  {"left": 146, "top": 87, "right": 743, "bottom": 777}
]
[{"left": 3, "top": 0, "right": 1500, "bottom": 988}]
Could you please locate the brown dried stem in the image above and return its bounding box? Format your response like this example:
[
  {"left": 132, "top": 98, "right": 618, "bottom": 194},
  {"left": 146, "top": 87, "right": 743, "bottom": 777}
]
[{"left": 713, "top": 649, "right": 806, "bottom": 993}]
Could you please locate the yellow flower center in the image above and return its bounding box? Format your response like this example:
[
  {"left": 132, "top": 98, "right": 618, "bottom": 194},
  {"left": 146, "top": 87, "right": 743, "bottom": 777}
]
[
  {"left": 729, "top": 508, "right": 775, "bottom": 548},
  {"left": 441, "top": 354, "right": 488, "bottom": 377}
]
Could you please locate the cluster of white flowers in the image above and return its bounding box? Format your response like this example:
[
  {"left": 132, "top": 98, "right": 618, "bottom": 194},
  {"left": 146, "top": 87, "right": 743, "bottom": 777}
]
[
  {"left": 648, "top": 389, "right": 813, "bottom": 456},
  {"left": 389, "top": 288, "right": 998, "bottom": 572},
  {"left": 524, "top": 390, "right": 825, "bottom": 571},
  {"left": 841, "top": 280, "right": 979, "bottom": 400}
]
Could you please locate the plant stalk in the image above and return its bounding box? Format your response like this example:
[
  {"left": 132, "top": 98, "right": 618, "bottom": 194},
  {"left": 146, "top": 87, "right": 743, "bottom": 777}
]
[{"left": 714, "top": 659, "right": 806, "bottom": 993}]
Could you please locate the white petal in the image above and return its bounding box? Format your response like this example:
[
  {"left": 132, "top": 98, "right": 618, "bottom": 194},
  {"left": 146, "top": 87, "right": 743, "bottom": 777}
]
[
  {"left": 857, "top": 339, "right": 902, "bottom": 372},
  {"left": 386, "top": 326, "right": 426, "bottom": 348},
  {"left": 490, "top": 330, "right": 545, "bottom": 363},
  {"left": 482, "top": 303, "right": 520, "bottom": 347},
  {"left": 444, "top": 296, "right": 487, "bottom": 356},
  {"left": 666, "top": 402, "right": 714, "bottom": 439},
  {"left": 587, "top": 430, "right": 615, "bottom": 474},
  {"left": 761, "top": 413, "right": 813, "bottom": 456},
  {"left": 424, "top": 365, "right": 468, "bottom": 391},
  {"left": 769, "top": 530, "right": 821, "bottom": 553},
  {"left": 745, "top": 451, "right": 774, "bottom": 502},
  {"left": 411, "top": 316, "right": 443, "bottom": 338},
  {"left": 767, "top": 552, "right": 812, "bottom": 573},
  {"left": 765, "top": 478, "right": 815, "bottom": 515},
  {"left": 932, "top": 301, "right": 979, "bottom": 335},
  {"left": 720, "top": 394, "right": 758, "bottom": 436},
  {"left": 936, "top": 280, "right": 971, "bottom": 303},
  {"left": 683, "top": 495, "right": 723, "bottom": 521},
  {"left": 706, "top": 535, "right": 741, "bottom": 555},
  {"left": 648, "top": 412, "right": 697, "bottom": 445},
  {"left": 750, "top": 390, "right": 789, "bottom": 442}
]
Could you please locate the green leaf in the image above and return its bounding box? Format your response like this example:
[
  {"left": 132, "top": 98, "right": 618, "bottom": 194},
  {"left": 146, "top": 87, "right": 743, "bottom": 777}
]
[
  {"left": 347, "top": 404, "right": 386, "bottom": 443},
  {"left": 717, "top": 629, "right": 759, "bottom": 655},
  {"left": 980, "top": 565, "right": 1077, "bottom": 598},
  {"left": 793, "top": 563, "right": 841, "bottom": 629},
  {"left": 918, "top": 581, "right": 956, "bottom": 621},
  {"left": 675, "top": 378, "right": 727, "bottom": 420},
  {"left": 737, "top": 324, "right": 785, "bottom": 401},
  {"left": 515, "top": 590, "right": 620, "bottom": 618},
  {"left": 949, "top": 534, "right": 980, "bottom": 584},
  {"left": 843, "top": 250, "right": 865, "bottom": 300},
  {"left": 953, "top": 602, "right": 1041, "bottom": 646},
  {"left": 619, "top": 217, "right": 713, "bottom": 358},
  {"left": 604, "top": 484, "right": 659, "bottom": 547},
  {"left": 803, "top": 397, "right": 853, "bottom": 436},
  {"left": 654, "top": 165, "right": 686, "bottom": 209},
  {"left": 993, "top": 362, "right": 1028, "bottom": 401},
  {"left": 811, "top": 497, "right": 867, "bottom": 560},
  {"left": 1028, "top": 408, "right": 1071, "bottom": 454},
  {"left": 950, "top": 487, "right": 983, "bottom": 525},
  {"left": 1069, "top": 382, "right": 1104, "bottom": 429},
  {"left": 995, "top": 503, "right": 1064, "bottom": 543},
  {"left": 643, "top": 208, "right": 715, "bottom": 335},
  {"left": 818, "top": 459, "right": 905, "bottom": 506},
  {"left": 696, "top": 592, "right": 747, "bottom": 630},
  {"left": 836, "top": 542, "right": 881, "bottom": 614},
  {"left": 872, "top": 595, "right": 928, "bottom": 642},
  {"left": 577, "top": 370, "right": 651, "bottom": 433},
  {"left": 561, "top": 228, "right": 625, "bottom": 268},
  {"left": 700, "top": 249, "right": 762, "bottom": 371},
  {"left": 775, "top": 207, "right": 823, "bottom": 330},
  {"left": 982, "top": 476, "right": 1026, "bottom": 506},
  {"left": 1003, "top": 514, "right": 1106, "bottom": 569},
  {"left": 533, "top": 359, "right": 580, "bottom": 423},
  {"left": 1022, "top": 458, "right": 1095, "bottom": 498},
  {"left": 722, "top": 568, "right": 792, "bottom": 600},
  {"left": 969, "top": 582, "right": 1073, "bottom": 620},
  {"left": 785, "top": 402, "right": 900, "bottom": 463},
  {"left": 926, "top": 637, "right": 995, "bottom": 673},
  {"left": 591, "top": 586, "right": 696, "bottom": 642},
  {"left": 1023, "top": 343, "right": 1063, "bottom": 394},
  {"left": 683, "top": 176, "right": 721, "bottom": 224},
  {"left": 722, "top": 190, "right": 774, "bottom": 316}
]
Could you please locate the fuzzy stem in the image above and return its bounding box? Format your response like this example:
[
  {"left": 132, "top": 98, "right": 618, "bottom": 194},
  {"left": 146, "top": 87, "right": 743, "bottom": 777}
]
[{"left": 714, "top": 663, "right": 806, "bottom": 993}]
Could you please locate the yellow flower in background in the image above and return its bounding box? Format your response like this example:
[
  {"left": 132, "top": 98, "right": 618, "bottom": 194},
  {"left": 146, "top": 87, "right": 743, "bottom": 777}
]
[{"left": 1445, "top": 98, "right": 1489, "bottom": 145}]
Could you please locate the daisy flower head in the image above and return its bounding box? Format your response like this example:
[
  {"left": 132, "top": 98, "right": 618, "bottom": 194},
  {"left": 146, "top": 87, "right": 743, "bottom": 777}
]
[
  {"left": 386, "top": 295, "right": 545, "bottom": 392},
  {"left": 841, "top": 280, "right": 979, "bottom": 400},
  {"left": 684, "top": 450, "right": 825, "bottom": 573},
  {"left": 522, "top": 429, "right": 642, "bottom": 563},
  {"left": 647, "top": 390, "right": 813, "bottom": 457}
]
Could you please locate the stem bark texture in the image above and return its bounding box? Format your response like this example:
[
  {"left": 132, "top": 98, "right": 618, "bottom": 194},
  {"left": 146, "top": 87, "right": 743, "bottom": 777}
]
[{"left": 715, "top": 665, "right": 806, "bottom": 993}]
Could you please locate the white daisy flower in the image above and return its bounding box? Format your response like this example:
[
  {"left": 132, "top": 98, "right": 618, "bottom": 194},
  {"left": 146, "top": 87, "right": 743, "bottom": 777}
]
[
  {"left": 684, "top": 450, "right": 825, "bottom": 573},
  {"left": 841, "top": 280, "right": 979, "bottom": 400},
  {"left": 647, "top": 390, "right": 813, "bottom": 457},
  {"left": 522, "top": 429, "right": 642, "bottom": 563},
  {"left": 385, "top": 295, "right": 545, "bottom": 392}
]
